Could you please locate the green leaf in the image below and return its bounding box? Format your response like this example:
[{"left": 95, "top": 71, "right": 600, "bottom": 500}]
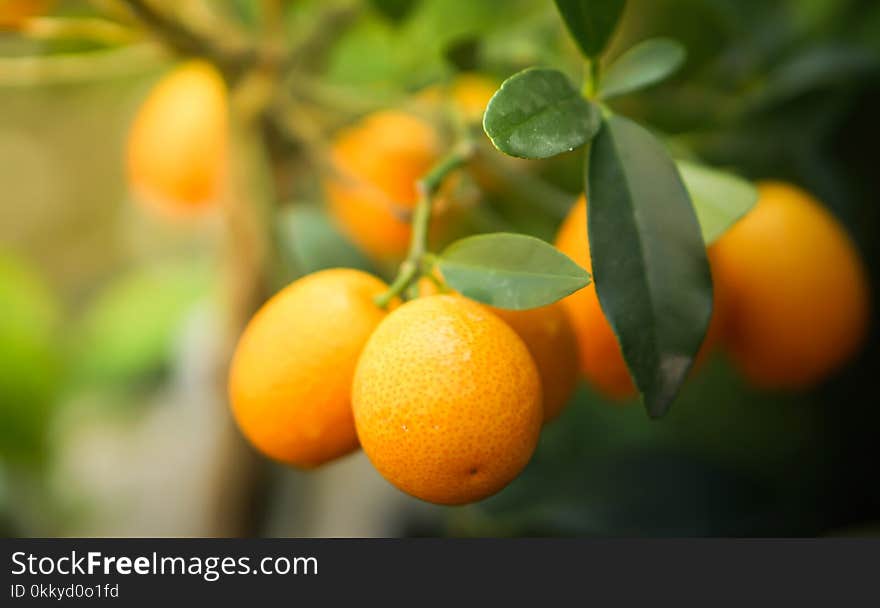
[
  {"left": 438, "top": 233, "right": 591, "bottom": 310},
  {"left": 677, "top": 160, "right": 758, "bottom": 244},
  {"left": 588, "top": 115, "right": 712, "bottom": 417},
  {"left": 483, "top": 68, "right": 601, "bottom": 159},
  {"left": 553, "top": 0, "right": 626, "bottom": 58},
  {"left": 599, "top": 38, "right": 686, "bottom": 99}
]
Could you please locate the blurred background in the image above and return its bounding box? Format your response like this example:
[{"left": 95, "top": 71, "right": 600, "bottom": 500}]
[{"left": 1, "top": 0, "right": 878, "bottom": 537}]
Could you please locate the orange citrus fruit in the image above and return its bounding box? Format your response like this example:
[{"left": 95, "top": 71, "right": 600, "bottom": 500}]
[
  {"left": 710, "top": 181, "right": 870, "bottom": 389},
  {"left": 555, "top": 195, "right": 722, "bottom": 400},
  {"left": 229, "top": 269, "right": 393, "bottom": 468},
  {"left": 324, "top": 111, "right": 443, "bottom": 262},
  {"left": 127, "top": 60, "right": 228, "bottom": 216},
  {"left": 352, "top": 294, "right": 543, "bottom": 505}
]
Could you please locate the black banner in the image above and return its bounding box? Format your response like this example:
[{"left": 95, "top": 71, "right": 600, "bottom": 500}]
[{"left": 1, "top": 538, "right": 877, "bottom": 605}]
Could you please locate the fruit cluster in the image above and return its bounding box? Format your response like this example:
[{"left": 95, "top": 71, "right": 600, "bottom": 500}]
[
  {"left": 126, "top": 63, "right": 869, "bottom": 506},
  {"left": 228, "top": 269, "right": 577, "bottom": 505}
]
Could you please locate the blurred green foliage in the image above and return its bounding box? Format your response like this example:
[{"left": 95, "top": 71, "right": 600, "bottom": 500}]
[
  {"left": 0, "top": 253, "right": 61, "bottom": 465},
  {"left": 68, "top": 260, "right": 213, "bottom": 391}
]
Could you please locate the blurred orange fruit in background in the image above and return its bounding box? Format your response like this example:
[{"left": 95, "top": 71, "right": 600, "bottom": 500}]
[
  {"left": 324, "top": 110, "right": 443, "bottom": 262},
  {"left": 710, "top": 181, "right": 870, "bottom": 389},
  {"left": 353, "top": 294, "right": 542, "bottom": 505},
  {"left": 127, "top": 61, "right": 228, "bottom": 216},
  {"left": 449, "top": 73, "right": 499, "bottom": 121},
  {"left": 229, "top": 269, "right": 393, "bottom": 468}
]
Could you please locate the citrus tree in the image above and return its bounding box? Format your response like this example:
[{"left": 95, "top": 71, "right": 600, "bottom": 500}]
[{"left": 1, "top": 0, "right": 872, "bottom": 519}]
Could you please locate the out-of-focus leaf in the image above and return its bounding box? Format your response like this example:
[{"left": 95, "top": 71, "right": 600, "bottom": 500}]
[
  {"left": 483, "top": 68, "right": 601, "bottom": 159},
  {"left": 0, "top": 253, "right": 61, "bottom": 464},
  {"left": 588, "top": 115, "right": 712, "bottom": 417},
  {"left": 677, "top": 160, "right": 758, "bottom": 244},
  {"left": 69, "top": 261, "right": 212, "bottom": 390},
  {"left": 405, "top": 0, "right": 531, "bottom": 54},
  {"left": 553, "top": 0, "right": 626, "bottom": 58},
  {"left": 751, "top": 45, "right": 880, "bottom": 111},
  {"left": 438, "top": 233, "right": 590, "bottom": 310},
  {"left": 369, "top": 0, "right": 419, "bottom": 22},
  {"left": 599, "top": 38, "right": 686, "bottom": 99},
  {"left": 278, "top": 206, "right": 375, "bottom": 275}
]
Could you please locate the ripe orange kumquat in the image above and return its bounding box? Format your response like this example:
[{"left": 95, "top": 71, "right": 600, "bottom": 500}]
[
  {"left": 127, "top": 61, "right": 229, "bottom": 217},
  {"left": 710, "top": 181, "right": 870, "bottom": 389},
  {"left": 228, "top": 269, "right": 394, "bottom": 468},
  {"left": 352, "top": 295, "right": 543, "bottom": 505}
]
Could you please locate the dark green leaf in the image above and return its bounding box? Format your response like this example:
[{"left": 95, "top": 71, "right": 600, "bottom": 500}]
[
  {"left": 438, "top": 233, "right": 591, "bottom": 310},
  {"left": 588, "top": 115, "right": 712, "bottom": 417},
  {"left": 553, "top": 0, "right": 626, "bottom": 58},
  {"left": 677, "top": 160, "right": 758, "bottom": 244},
  {"left": 483, "top": 68, "right": 601, "bottom": 159},
  {"left": 599, "top": 38, "right": 686, "bottom": 99}
]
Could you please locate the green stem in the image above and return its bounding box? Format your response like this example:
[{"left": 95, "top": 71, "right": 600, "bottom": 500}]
[
  {"left": 374, "top": 143, "right": 474, "bottom": 308},
  {"left": 583, "top": 56, "right": 602, "bottom": 99}
]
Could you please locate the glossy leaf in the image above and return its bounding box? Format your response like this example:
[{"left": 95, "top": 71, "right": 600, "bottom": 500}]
[
  {"left": 678, "top": 160, "right": 758, "bottom": 244},
  {"left": 483, "top": 68, "right": 601, "bottom": 159},
  {"left": 438, "top": 233, "right": 591, "bottom": 310},
  {"left": 553, "top": 0, "right": 626, "bottom": 58},
  {"left": 599, "top": 38, "right": 686, "bottom": 99},
  {"left": 588, "top": 115, "right": 712, "bottom": 417}
]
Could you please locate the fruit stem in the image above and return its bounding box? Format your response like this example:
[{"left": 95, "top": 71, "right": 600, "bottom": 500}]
[
  {"left": 583, "top": 57, "right": 601, "bottom": 99},
  {"left": 374, "top": 142, "right": 474, "bottom": 308}
]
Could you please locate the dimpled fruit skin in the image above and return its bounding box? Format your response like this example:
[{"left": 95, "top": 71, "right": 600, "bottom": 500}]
[
  {"left": 417, "top": 276, "right": 579, "bottom": 423},
  {"left": 490, "top": 304, "right": 579, "bottom": 423},
  {"left": 352, "top": 295, "right": 543, "bottom": 505},
  {"left": 554, "top": 196, "right": 636, "bottom": 399},
  {"left": 324, "top": 111, "right": 440, "bottom": 261},
  {"left": 127, "top": 61, "right": 228, "bottom": 215},
  {"left": 710, "top": 181, "right": 870, "bottom": 389},
  {"left": 229, "top": 269, "right": 391, "bottom": 468}
]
